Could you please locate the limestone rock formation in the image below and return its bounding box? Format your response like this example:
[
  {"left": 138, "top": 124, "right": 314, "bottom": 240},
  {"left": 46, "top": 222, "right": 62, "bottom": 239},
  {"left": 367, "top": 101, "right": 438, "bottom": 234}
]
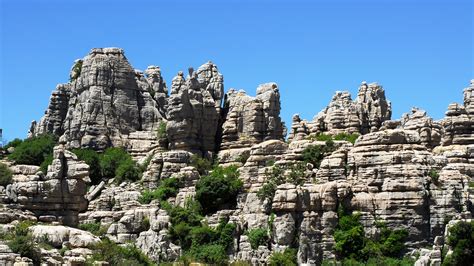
[
  {"left": 31, "top": 48, "right": 166, "bottom": 153},
  {"left": 288, "top": 82, "right": 392, "bottom": 141},
  {"left": 166, "top": 62, "right": 224, "bottom": 154},
  {"left": 400, "top": 108, "right": 443, "bottom": 149},
  {"left": 218, "top": 84, "right": 286, "bottom": 164},
  {"left": 4, "top": 145, "right": 90, "bottom": 226}
]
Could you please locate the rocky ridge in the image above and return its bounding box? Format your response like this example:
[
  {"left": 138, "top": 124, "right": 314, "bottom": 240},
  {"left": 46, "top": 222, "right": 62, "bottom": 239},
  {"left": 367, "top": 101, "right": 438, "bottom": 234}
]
[{"left": 1, "top": 48, "right": 473, "bottom": 265}]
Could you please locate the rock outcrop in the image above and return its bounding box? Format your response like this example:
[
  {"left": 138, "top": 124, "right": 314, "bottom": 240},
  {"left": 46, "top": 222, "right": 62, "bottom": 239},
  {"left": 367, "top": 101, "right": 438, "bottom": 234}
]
[
  {"left": 31, "top": 48, "right": 166, "bottom": 153},
  {"left": 288, "top": 82, "right": 392, "bottom": 141}
]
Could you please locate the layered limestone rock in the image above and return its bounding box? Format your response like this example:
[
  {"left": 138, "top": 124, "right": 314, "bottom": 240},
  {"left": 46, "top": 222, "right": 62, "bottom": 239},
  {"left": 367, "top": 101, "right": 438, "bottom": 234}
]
[
  {"left": 166, "top": 63, "right": 223, "bottom": 154},
  {"left": 288, "top": 82, "right": 392, "bottom": 141},
  {"left": 218, "top": 84, "right": 286, "bottom": 164},
  {"left": 400, "top": 108, "right": 443, "bottom": 149},
  {"left": 30, "top": 48, "right": 166, "bottom": 153},
  {"left": 4, "top": 145, "right": 90, "bottom": 226}
]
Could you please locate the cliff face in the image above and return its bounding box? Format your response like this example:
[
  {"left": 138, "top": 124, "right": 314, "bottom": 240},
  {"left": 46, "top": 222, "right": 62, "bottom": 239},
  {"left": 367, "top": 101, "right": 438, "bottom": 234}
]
[{"left": 2, "top": 48, "right": 473, "bottom": 265}]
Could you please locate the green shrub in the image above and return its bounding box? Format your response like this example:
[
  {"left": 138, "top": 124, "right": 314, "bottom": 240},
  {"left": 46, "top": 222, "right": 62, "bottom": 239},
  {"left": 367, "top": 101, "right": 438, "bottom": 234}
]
[
  {"left": 115, "top": 158, "right": 141, "bottom": 183},
  {"left": 8, "top": 134, "right": 56, "bottom": 166},
  {"left": 5, "top": 221, "right": 41, "bottom": 264},
  {"left": 86, "top": 237, "right": 154, "bottom": 266},
  {"left": 0, "top": 163, "right": 12, "bottom": 187},
  {"left": 79, "top": 222, "right": 108, "bottom": 237},
  {"left": 429, "top": 169, "right": 440, "bottom": 186},
  {"left": 247, "top": 228, "right": 268, "bottom": 250},
  {"left": 268, "top": 248, "right": 298, "bottom": 266},
  {"left": 73, "top": 148, "right": 102, "bottom": 185},
  {"left": 334, "top": 133, "right": 360, "bottom": 144},
  {"left": 139, "top": 177, "right": 181, "bottom": 204},
  {"left": 302, "top": 140, "right": 336, "bottom": 168},
  {"left": 442, "top": 221, "right": 474, "bottom": 266},
  {"left": 190, "top": 154, "right": 213, "bottom": 175},
  {"left": 39, "top": 153, "right": 53, "bottom": 173},
  {"left": 157, "top": 121, "right": 167, "bottom": 140},
  {"left": 195, "top": 165, "right": 243, "bottom": 214},
  {"left": 334, "top": 206, "right": 409, "bottom": 262},
  {"left": 99, "top": 147, "right": 131, "bottom": 178},
  {"left": 188, "top": 243, "right": 228, "bottom": 264},
  {"left": 69, "top": 60, "right": 83, "bottom": 81},
  {"left": 307, "top": 133, "right": 333, "bottom": 142},
  {"left": 4, "top": 138, "right": 23, "bottom": 150}
]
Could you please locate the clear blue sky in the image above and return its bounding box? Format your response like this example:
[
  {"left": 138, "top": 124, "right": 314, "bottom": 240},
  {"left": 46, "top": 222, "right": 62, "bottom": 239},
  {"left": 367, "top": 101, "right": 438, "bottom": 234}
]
[{"left": 1, "top": 0, "right": 473, "bottom": 142}]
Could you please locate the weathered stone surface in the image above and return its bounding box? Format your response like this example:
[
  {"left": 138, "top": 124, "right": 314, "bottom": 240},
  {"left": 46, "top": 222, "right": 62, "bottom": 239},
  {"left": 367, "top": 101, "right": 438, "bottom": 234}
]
[
  {"left": 166, "top": 63, "right": 223, "bottom": 154},
  {"left": 30, "top": 225, "right": 100, "bottom": 248},
  {"left": 218, "top": 84, "right": 286, "bottom": 164},
  {"left": 5, "top": 145, "right": 89, "bottom": 226},
  {"left": 400, "top": 108, "right": 443, "bottom": 149},
  {"left": 30, "top": 48, "right": 166, "bottom": 153},
  {"left": 288, "top": 82, "right": 392, "bottom": 141}
]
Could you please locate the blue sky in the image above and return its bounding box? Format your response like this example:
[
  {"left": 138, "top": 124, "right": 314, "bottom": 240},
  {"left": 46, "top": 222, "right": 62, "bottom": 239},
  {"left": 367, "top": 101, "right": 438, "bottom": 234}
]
[{"left": 1, "top": 0, "right": 473, "bottom": 142}]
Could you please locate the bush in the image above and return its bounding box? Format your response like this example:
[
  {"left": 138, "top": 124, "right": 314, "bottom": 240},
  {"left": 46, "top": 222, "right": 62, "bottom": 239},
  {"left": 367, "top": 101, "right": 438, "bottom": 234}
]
[
  {"left": 115, "top": 158, "right": 141, "bottom": 183},
  {"left": 268, "top": 248, "right": 298, "bottom": 266},
  {"left": 79, "top": 222, "right": 108, "bottom": 237},
  {"left": 4, "top": 138, "right": 23, "bottom": 150},
  {"left": 247, "top": 228, "right": 268, "bottom": 250},
  {"left": 190, "top": 154, "right": 213, "bottom": 175},
  {"left": 86, "top": 237, "right": 154, "bottom": 266},
  {"left": 73, "top": 148, "right": 102, "bottom": 185},
  {"left": 39, "top": 153, "right": 53, "bottom": 173},
  {"left": 157, "top": 121, "right": 167, "bottom": 140},
  {"left": 302, "top": 140, "right": 336, "bottom": 168},
  {"left": 307, "top": 133, "right": 333, "bottom": 142},
  {"left": 0, "top": 163, "right": 12, "bottom": 187},
  {"left": 139, "top": 177, "right": 181, "bottom": 204},
  {"left": 8, "top": 134, "right": 56, "bottom": 166},
  {"left": 334, "top": 133, "right": 360, "bottom": 144},
  {"left": 429, "top": 169, "right": 440, "bottom": 186},
  {"left": 188, "top": 243, "right": 228, "bottom": 264},
  {"left": 195, "top": 165, "right": 243, "bottom": 214},
  {"left": 442, "top": 221, "right": 474, "bottom": 266},
  {"left": 5, "top": 221, "right": 41, "bottom": 264},
  {"left": 99, "top": 147, "right": 131, "bottom": 178},
  {"left": 334, "top": 206, "right": 409, "bottom": 262},
  {"left": 69, "top": 60, "right": 83, "bottom": 81}
]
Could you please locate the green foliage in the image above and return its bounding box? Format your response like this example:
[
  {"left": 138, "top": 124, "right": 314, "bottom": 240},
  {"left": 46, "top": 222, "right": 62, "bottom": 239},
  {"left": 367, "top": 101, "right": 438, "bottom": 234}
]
[
  {"left": 73, "top": 148, "right": 102, "bottom": 185},
  {"left": 4, "top": 138, "right": 23, "bottom": 150},
  {"left": 4, "top": 221, "right": 41, "bottom": 264},
  {"left": 429, "top": 169, "right": 441, "bottom": 186},
  {"left": 442, "top": 221, "right": 474, "bottom": 266},
  {"left": 115, "top": 158, "right": 141, "bottom": 183},
  {"left": 268, "top": 248, "right": 298, "bottom": 266},
  {"left": 190, "top": 154, "right": 213, "bottom": 175},
  {"left": 86, "top": 237, "right": 154, "bottom": 266},
  {"left": 247, "top": 228, "right": 268, "bottom": 250},
  {"left": 163, "top": 200, "right": 236, "bottom": 263},
  {"left": 69, "top": 60, "right": 83, "bottom": 81},
  {"left": 139, "top": 177, "right": 181, "bottom": 204},
  {"left": 195, "top": 165, "right": 243, "bottom": 214},
  {"left": 302, "top": 140, "right": 336, "bottom": 168},
  {"left": 187, "top": 243, "right": 228, "bottom": 265},
  {"left": 323, "top": 257, "right": 414, "bottom": 266},
  {"left": 78, "top": 222, "right": 108, "bottom": 237},
  {"left": 257, "top": 163, "right": 306, "bottom": 203},
  {"left": 39, "top": 153, "right": 53, "bottom": 173},
  {"left": 0, "top": 163, "right": 12, "bottom": 187},
  {"left": 307, "top": 133, "right": 333, "bottom": 142},
  {"left": 157, "top": 121, "right": 167, "bottom": 140},
  {"left": 334, "top": 133, "right": 360, "bottom": 144},
  {"left": 8, "top": 134, "right": 56, "bottom": 166},
  {"left": 99, "top": 147, "right": 140, "bottom": 183},
  {"left": 334, "top": 206, "right": 409, "bottom": 262}
]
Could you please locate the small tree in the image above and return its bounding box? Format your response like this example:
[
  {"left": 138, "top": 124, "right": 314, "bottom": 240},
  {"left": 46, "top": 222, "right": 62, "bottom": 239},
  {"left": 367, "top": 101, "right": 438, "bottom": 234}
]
[
  {"left": 8, "top": 134, "right": 56, "bottom": 166},
  {"left": 0, "top": 163, "right": 12, "bottom": 187}
]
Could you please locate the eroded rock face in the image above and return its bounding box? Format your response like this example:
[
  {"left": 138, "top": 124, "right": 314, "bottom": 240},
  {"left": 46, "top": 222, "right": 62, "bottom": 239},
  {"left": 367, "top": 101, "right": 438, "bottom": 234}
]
[
  {"left": 166, "top": 63, "right": 224, "bottom": 154},
  {"left": 31, "top": 48, "right": 166, "bottom": 152},
  {"left": 400, "top": 108, "right": 443, "bottom": 149},
  {"left": 288, "top": 82, "right": 392, "bottom": 141},
  {"left": 218, "top": 84, "right": 286, "bottom": 164},
  {"left": 5, "top": 145, "right": 90, "bottom": 226}
]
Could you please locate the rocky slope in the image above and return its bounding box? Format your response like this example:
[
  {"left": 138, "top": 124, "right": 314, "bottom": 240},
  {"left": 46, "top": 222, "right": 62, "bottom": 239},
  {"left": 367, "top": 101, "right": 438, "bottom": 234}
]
[{"left": 1, "top": 48, "right": 472, "bottom": 265}]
